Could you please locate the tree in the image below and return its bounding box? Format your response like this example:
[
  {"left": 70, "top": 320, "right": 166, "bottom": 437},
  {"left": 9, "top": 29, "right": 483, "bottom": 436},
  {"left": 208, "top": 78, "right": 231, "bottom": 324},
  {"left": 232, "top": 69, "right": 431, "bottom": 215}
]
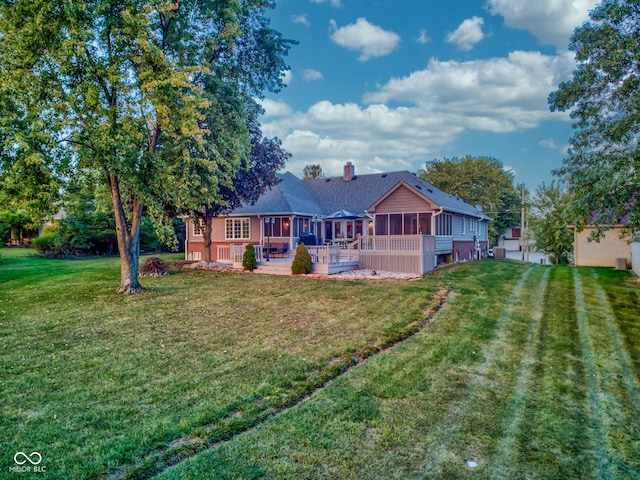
[
  {"left": 303, "top": 164, "right": 323, "bottom": 179},
  {"left": 418, "top": 156, "right": 521, "bottom": 244},
  {"left": 291, "top": 242, "right": 312, "bottom": 274},
  {"left": 0, "top": 0, "right": 292, "bottom": 293},
  {"left": 193, "top": 121, "right": 289, "bottom": 262},
  {"left": 529, "top": 181, "right": 574, "bottom": 264},
  {"left": 242, "top": 243, "right": 257, "bottom": 271},
  {"left": 549, "top": 0, "right": 640, "bottom": 239}
]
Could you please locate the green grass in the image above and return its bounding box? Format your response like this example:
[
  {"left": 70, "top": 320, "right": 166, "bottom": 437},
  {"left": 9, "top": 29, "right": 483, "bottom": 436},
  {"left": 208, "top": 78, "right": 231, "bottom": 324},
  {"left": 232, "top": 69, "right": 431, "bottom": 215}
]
[
  {"left": 153, "top": 261, "right": 640, "bottom": 480},
  {"left": 2, "top": 250, "right": 639, "bottom": 479},
  {"left": 0, "top": 248, "right": 442, "bottom": 479}
]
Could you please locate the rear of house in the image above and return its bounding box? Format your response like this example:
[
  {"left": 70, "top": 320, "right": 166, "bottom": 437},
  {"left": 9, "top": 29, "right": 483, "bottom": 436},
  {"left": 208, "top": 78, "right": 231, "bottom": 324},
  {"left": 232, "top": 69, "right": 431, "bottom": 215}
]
[{"left": 185, "top": 163, "right": 491, "bottom": 273}]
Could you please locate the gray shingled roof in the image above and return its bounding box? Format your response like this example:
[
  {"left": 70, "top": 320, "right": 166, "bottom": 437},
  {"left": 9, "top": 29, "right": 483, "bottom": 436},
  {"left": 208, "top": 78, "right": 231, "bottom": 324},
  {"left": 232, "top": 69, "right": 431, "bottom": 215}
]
[
  {"left": 230, "top": 169, "right": 490, "bottom": 220},
  {"left": 230, "top": 172, "right": 322, "bottom": 216}
]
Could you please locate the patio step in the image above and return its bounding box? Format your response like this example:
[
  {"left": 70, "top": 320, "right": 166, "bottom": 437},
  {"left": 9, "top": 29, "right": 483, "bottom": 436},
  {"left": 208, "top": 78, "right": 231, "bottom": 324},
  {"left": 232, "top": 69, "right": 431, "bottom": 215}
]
[{"left": 254, "top": 261, "right": 293, "bottom": 276}]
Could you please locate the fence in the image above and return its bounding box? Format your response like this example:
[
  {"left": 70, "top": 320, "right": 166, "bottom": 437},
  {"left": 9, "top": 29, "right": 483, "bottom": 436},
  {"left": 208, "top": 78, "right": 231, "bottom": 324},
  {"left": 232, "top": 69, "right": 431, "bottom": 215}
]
[{"left": 358, "top": 235, "right": 436, "bottom": 275}]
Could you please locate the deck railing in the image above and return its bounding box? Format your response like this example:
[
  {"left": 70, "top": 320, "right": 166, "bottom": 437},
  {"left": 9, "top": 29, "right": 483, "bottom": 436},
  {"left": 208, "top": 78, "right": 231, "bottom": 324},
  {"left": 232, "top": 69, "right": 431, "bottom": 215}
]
[
  {"left": 217, "top": 244, "right": 263, "bottom": 264},
  {"left": 357, "top": 235, "right": 436, "bottom": 275},
  {"left": 306, "top": 245, "right": 341, "bottom": 264}
]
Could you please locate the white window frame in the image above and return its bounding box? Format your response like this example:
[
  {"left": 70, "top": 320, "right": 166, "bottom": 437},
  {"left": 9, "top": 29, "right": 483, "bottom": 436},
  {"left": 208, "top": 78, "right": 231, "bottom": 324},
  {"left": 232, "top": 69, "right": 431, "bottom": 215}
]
[
  {"left": 225, "top": 218, "right": 250, "bottom": 240},
  {"left": 193, "top": 219, "right": 204, "bottom": 236}
]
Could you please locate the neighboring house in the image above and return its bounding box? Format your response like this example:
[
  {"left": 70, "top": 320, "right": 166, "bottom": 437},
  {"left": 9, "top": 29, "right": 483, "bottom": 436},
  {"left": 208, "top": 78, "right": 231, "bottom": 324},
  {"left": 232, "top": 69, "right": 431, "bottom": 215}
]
[
  {"left": 39, "top": 208, "right": 67, "bottom": 235},
  {"left": 498, "top": 226, "right": 522, "bottom": 251},
  {"left": 569, "top": 225, "right": 632, "bottom": 268},
  {"left": 185, "top": 163, "right": 491, "bottom": 272},
  {"left": 497, "top": 226, "right": 536, "bottom": 252}
]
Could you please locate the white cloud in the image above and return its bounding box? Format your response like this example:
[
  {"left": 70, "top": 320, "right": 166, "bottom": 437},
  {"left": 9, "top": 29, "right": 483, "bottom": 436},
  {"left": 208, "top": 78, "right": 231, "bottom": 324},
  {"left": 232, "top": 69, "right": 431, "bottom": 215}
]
[
  {"left": 539, "top": 138, "right": 569, "bottom": 154},
  {"left": 258, "top": 99, "right": 293, "bottom": 118},
  {"left": 310, "top": 0, "right": 341, "bottom": 7},
  {"left": 503, "top": 165, "right": 517, "bottom": 176},
  {"left": 488, "top": 0, "right": 599, "bottom": 49},
  {"left": 539, "top": 138, "right": 558, "bottom": 149},
  {"left": 446, "top": 16, "right": 486, "bottom": 51},
  {"left": 329, "top": 18, "right": 401, "bottom": 62},
  {"left": 417, "top": 28, "right": 431, "bottom": 45},
  {"left": 261, "top": 49, "right": 576, "bottom": 178},
  {"left": 281, "top": 69, "right": 293, "bottom": 86},
  {"left": 291, "top": 14, "right": 310, "bottom": 27},
  {"left": 364, "top": 50, "right": 575, "bottom": 131},
  {"left": 302, "top": 68, "right": 324, "bottom": 81}
]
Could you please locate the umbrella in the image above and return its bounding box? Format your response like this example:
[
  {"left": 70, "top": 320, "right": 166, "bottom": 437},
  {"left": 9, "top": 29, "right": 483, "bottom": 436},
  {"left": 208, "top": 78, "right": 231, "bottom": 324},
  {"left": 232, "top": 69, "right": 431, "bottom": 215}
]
[{"left": 323, "top": 210, "right": 366, "bottom": 220}]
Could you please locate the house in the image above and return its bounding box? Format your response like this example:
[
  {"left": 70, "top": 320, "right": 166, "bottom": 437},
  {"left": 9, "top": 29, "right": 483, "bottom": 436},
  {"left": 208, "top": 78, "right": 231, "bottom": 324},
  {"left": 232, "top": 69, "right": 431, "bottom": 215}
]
[
  {"left": 185, "top": 163, "right": 491, "bottom": 273},
  {"left": 570, "top": 225, "right": 632, "bottom": 268},
  {"left": 498, "top": 226, "right": 523, "bottom": 251}
]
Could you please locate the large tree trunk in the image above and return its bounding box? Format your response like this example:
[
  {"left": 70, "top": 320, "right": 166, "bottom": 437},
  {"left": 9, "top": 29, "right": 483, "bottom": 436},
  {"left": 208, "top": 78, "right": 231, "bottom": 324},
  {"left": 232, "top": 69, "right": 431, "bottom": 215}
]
[
  {"left": 202, "top": 215, "right": 213, "bottom": 263},
  {"left": 108, "top": 174, "right": 144, "bottom": 294}
]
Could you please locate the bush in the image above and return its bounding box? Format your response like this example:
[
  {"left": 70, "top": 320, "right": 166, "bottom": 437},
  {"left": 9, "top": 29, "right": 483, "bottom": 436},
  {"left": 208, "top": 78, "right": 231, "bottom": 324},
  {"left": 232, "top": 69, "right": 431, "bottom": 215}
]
[
  {"left": 32, "top": 233, "right": 60, "bottom": 254},
  {"left": 242, "top": 244, "right": 257, "bottom": 271},
  {"left": 139, "top": 257, "right": 169, "bottom": 276},
  {"left": 291, "top": 242, "right": 312, "bottom": 275}
]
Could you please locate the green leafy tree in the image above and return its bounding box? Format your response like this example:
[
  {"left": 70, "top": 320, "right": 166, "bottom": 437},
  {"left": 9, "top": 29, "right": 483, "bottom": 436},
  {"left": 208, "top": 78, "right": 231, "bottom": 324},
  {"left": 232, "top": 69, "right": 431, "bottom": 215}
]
[
  {"left": 303, "top": 164, "right": 323, "bottom": 179},
  {"left": 529, "top": 181, "right": 574, "bottom": 264},
  {"left": 291, "top": 242, "right": 312, "bottom": 275},
  {"left": 419, "top": 156, "right": 521, "bottom": 244},
  {"left": 0, "top": 0, "right": 292, "bottom": 293},
  {"left": 549, "top": 0, "right": 640, "bottom": 239},
  {"left": 193, "top": 121, "right": 289, "bottom": 262}
]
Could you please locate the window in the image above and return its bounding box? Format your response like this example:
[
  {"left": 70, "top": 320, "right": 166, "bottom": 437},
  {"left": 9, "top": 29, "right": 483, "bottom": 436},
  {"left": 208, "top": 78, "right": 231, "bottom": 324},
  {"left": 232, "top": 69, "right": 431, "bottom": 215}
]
[
  {"left": 469, "top": 217, "right": 475, "bottom": 232},
  {"left": 418, "top": 213, "right": 431, "bottom": 234},
  {"left": 375, "top": 214, "right": 388, "bottom": 235},
  {"left": 225, "top": 218, "right": 250, "bottom": 240},
  {"left": 404, "top": 213, "right": 418, "bottom": 235},
  {"left": 389, "top": 214, "right": 402, "bottom": 235},
  {"left": 193, "top": 219, "right": 204, "bottom": 236},
  {"left": 435, "top": 213, "right": 452, "bottom": 236}
]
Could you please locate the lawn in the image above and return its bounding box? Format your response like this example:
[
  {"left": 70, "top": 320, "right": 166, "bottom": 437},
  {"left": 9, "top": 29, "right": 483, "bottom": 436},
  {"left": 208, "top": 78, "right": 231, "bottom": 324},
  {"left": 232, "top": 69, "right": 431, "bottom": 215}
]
[
  {"left": 2, "top": 250, "right": 639, "bottom": 479},
  {"left": 156, "top": 262, "right": 640, "bottom": 479},
  {"left": 0, "top": 248, "right": 443, "bottom": 479}
]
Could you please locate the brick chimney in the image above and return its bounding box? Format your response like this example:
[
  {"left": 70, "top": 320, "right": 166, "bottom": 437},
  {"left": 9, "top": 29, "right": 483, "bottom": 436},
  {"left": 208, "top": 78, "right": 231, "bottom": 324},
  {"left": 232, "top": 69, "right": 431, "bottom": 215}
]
[{"left": 343, "top": 162, "right": 355, "bottom": 181}]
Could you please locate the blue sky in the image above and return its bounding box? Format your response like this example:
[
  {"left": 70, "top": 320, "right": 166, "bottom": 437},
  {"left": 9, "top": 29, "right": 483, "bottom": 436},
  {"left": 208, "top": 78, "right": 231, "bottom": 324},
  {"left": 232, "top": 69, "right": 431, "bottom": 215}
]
[{"left": 258, "top": 0, "right": 601, "bottom": 189}]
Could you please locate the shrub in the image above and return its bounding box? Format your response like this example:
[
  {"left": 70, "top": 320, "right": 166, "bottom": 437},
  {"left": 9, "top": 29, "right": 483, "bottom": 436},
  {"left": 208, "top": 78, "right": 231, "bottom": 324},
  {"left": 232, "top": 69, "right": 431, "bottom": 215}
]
[
  {"left": 139, "top": 257, "right": 169, "bottom": 276},
  {"left": 291, "top": 242, "right": 312, "bottom": 275},
  {"left": 32, "top": 233, "right": 60, "bottom": 254},
  {"left": 242, "top": 244, "right": 257, "bottom": 271}
]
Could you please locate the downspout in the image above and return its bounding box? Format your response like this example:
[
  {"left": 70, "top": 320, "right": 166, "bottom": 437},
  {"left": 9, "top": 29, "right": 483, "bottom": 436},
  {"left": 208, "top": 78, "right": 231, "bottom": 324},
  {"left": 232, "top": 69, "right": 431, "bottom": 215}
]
[
  {"left": 184, "top": 216, "right": 189, "bottom": 261},
  {"left": 432, "top": 207, "right": 444, "bottom": 235},
  {"left": 257, "top": 215, "right": 263, "bottom": 261}
]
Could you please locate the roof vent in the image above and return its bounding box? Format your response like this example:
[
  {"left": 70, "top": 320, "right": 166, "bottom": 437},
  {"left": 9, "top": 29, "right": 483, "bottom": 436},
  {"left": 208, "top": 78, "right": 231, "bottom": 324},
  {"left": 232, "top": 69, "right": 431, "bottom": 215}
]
[
  {"left": 381, "top": 173, "right": 387, "bottom": 178},
  {"left": 414, "top": 184, "right": 422, "bottom": 190},
  {"left": 325, "top": 178, "right": 331, "bottom": 182}
]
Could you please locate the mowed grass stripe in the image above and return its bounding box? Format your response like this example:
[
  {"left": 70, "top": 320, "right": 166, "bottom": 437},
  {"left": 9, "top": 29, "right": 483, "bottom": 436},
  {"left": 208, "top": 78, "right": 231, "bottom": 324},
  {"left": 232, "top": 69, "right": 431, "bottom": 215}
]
[
  {"left": 491, "top": 267, "right": 550, "bottom": 477},
  {"left": 576, "top": 268, "right": 640, "bottom": 478},
  {"left": 574, "top": 268, "right": 617, "bottom": 479},
  {"left": 515, "top": 266, "right": 593, "bottom": 478},
  {"left": 415, "top": 264, "right": 543, "bottom": 476},
  {"left": 589, "top": 269, "right": 640, "bottom": 413}
]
